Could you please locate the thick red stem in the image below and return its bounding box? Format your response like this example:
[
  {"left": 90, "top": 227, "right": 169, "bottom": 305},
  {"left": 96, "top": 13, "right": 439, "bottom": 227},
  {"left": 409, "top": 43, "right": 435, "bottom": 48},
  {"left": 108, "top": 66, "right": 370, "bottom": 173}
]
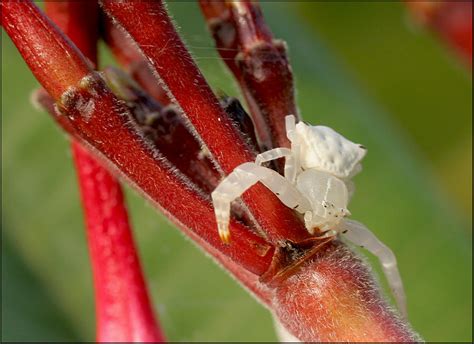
[
  {"left": 1, "top": 1, "right": 90, "bottom": 100},
  {"left": 272, "top": 241, "right": 420, "bottom": 342},
  {"left": 100, "top": 0, "right": 310, "bottom": 245},
  {"left": 44, "top": 2, "right": 165, "bottom": 342}
]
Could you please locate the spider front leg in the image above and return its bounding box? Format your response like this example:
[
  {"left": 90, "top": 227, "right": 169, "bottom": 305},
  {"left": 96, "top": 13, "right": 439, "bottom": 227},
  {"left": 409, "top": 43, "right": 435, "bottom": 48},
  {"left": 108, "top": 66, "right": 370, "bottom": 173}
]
[
  {"left": 339, "top": 219, "right": 407, "bottom": 317},
  {"left": 254, "top": 115, "right": 302, "bottom": 184},
  {"left": 255, "top": 147, "right": 300, "bottom": 184},
  {"left": 212, "top": 162, "right": 311, "bottom": 243}
]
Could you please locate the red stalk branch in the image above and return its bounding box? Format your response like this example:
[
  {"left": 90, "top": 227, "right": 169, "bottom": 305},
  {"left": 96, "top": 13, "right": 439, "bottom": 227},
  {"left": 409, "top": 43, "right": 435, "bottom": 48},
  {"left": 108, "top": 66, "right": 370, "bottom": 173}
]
[
  {"left": 199, "top": 0, "right": 299, "bottom": 151},
  {"left": 100, "top": 14, "right": 171, "bottom": 105},
  {"left": 44, "top": 2, "right": 99, "bottom": 63},
  {"left": 44, "top": 2, "right": 165, "bottom": 342},
  {"left": 101, "top": 67, "right": 221, "bottom": 194},
  {"left": 35, "top": 87, "right": 273, "bottom": 308},
  {"left": 99, "top": 1, "right": 253, "bottom": 172},
  {"left": 2, "top": 0, "right": 272, "bottom": 274},
  {"left": 73, "top": 145, "right": 165, "bottom": 342},
  {"left": 272, "top": 241, "right": 419, "bottom": 342},
  {"left": 198, "top": 1, "right": 270, "bottom": 149},
  {"left": 1, "top": 1, "right": 90, "bottom": 100},
  {"left": 198, "top": 0, "right": 243, "bottom": 81},
  {"left": 100, "top": 0, "right": 310, "bottom": 245}
]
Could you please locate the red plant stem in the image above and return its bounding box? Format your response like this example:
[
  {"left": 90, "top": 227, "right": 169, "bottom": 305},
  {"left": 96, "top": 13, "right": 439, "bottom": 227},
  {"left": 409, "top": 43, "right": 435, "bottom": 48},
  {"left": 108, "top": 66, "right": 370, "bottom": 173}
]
[
  {"left": 73, "top": 145, "right": 165, "bottom": 342},
  {"left": 35, "top": 87, "right": 274, "bottom": 308},
  {"left": 101, "top": 67, "right": 220, "bottom": 194},
  {"left": 229, "top": 0, "right": 299, "bottom": 148},
  {"left": 44, "top": 2, "right": 99, "bottom": 63},
  {"left": 198, "top": 0, "right": 243, "bottom": 81},
  {"left": 406, "top": 1, "right": 472, "bottom": 67},
  {"left": 101, "top": 13, "right": 171, "bottom": 105},
  {"left": 200, "top": 0, "right": 299, "bottom": 151},
  {"left": 198, "top": 1, "right": 271, "bottom": 150},
  {"left": 44, "top": 2, "right": 165, "bottom": 342},
  {"left": 272, "top": 241, "right": 420, "bottom": 342},
  {"left": 100, "top": 0, "right": 311, "bottom": 245},
  {"left": 59, "top": 76, "right": 275, "bottom": 275},
  {"left": 99, "top": 0, "right": 252, "bottom": 172},
  {"left": 1, "top": 1, "right": 90, "bottom": 100},
  {"left": 2, "top": 1, "right": 274, "bottom": 275}
]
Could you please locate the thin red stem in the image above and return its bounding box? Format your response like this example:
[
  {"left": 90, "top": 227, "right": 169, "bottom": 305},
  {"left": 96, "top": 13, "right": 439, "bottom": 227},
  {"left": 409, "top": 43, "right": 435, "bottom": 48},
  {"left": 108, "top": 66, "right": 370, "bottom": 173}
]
[
  {"left": 227, "top": 0, "right": 273, "bottom": 48},
  {"left": 229, "top": 0, "right": 299, "bottom": 148},
  {"left": 100, "top": 1, "right": 253, "bottom": 172},
  {"left": 100, "top": 13, "right": 171, "bottom": 105},
  {"left": 44, "top": 1, "right": 99, "bottom": 63},
  {"left": 73, "top": 145, "right": 165, "bottom": 342},
  {"left": 200, "top": 0, "right": 300, "bottom": 151},
  {"left": 100, "top": 0, "right": 310, "bottom": 245},
  {"left": 198, "top": 0, "right": 272, "bottom": 150},
  {"left": 45, "top": 2, "right": 165, "bottom": 342}
]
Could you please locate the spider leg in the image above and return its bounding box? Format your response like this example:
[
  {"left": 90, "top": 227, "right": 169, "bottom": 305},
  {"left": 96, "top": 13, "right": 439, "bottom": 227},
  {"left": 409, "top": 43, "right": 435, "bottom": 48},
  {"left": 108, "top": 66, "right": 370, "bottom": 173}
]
[
  {"left": 284, "top": 115, "right": 301, "bottom": 184},
  {"left": 339, "top": 219, "right": 407, "bottom": 318},
  {"left": 212, "top": 162, "right": 311, "bottom": 242},
  {"left": 285, "top": 114, "right": 296, "bottom": 141},
  {"left": 255, "top": 147, "right": 299, "bottom": 183},
  {"left": 255, "top": 147, "right": 291, "bottom": 166}
]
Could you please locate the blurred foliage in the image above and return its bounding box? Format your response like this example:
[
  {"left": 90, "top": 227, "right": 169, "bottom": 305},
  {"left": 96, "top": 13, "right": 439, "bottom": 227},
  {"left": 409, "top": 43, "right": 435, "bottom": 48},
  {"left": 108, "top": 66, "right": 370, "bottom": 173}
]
[{"left": 2, "top": 2, "right": 471, "bottom": 342}]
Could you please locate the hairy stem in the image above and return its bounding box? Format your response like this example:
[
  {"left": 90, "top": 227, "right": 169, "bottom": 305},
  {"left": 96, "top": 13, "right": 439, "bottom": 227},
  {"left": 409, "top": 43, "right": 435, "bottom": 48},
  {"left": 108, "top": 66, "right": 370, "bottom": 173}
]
[
  {"left": 271, "top": 241, "right": 421, "bottom": 342},
  {"left": 1, "top": 1, "right": 90, "bottom": 100},
  {"left": 3, "top": 0, "right": 273, "bottom": 275},
  {"left": 100, "top": 13, "right": 172, "bottom": 105},
  {"left": 73, "top": 145, "right": 165, "bottom": 342},
  {"left": 100, "top": 0, "right": 310, "bottom": 245},
  {"left": 200, "top": 0, "right": 300, "bottom": 152},
  {"left": 45, "top": 2, "right": 165, "bottom": 341}
]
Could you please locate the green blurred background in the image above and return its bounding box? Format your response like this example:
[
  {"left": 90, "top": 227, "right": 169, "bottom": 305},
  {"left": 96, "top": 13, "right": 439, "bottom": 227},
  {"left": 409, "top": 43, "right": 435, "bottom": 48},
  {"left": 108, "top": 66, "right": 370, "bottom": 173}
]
[{"left": 2, "top": 2, "right": 472, "bottom": 342}]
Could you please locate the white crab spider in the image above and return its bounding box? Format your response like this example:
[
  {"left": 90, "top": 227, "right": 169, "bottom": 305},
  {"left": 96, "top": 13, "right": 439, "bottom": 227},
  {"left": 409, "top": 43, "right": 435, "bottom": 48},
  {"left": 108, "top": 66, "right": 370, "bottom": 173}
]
[{"left": 211, "top": 115, "right": 407, "bottom": 317}]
